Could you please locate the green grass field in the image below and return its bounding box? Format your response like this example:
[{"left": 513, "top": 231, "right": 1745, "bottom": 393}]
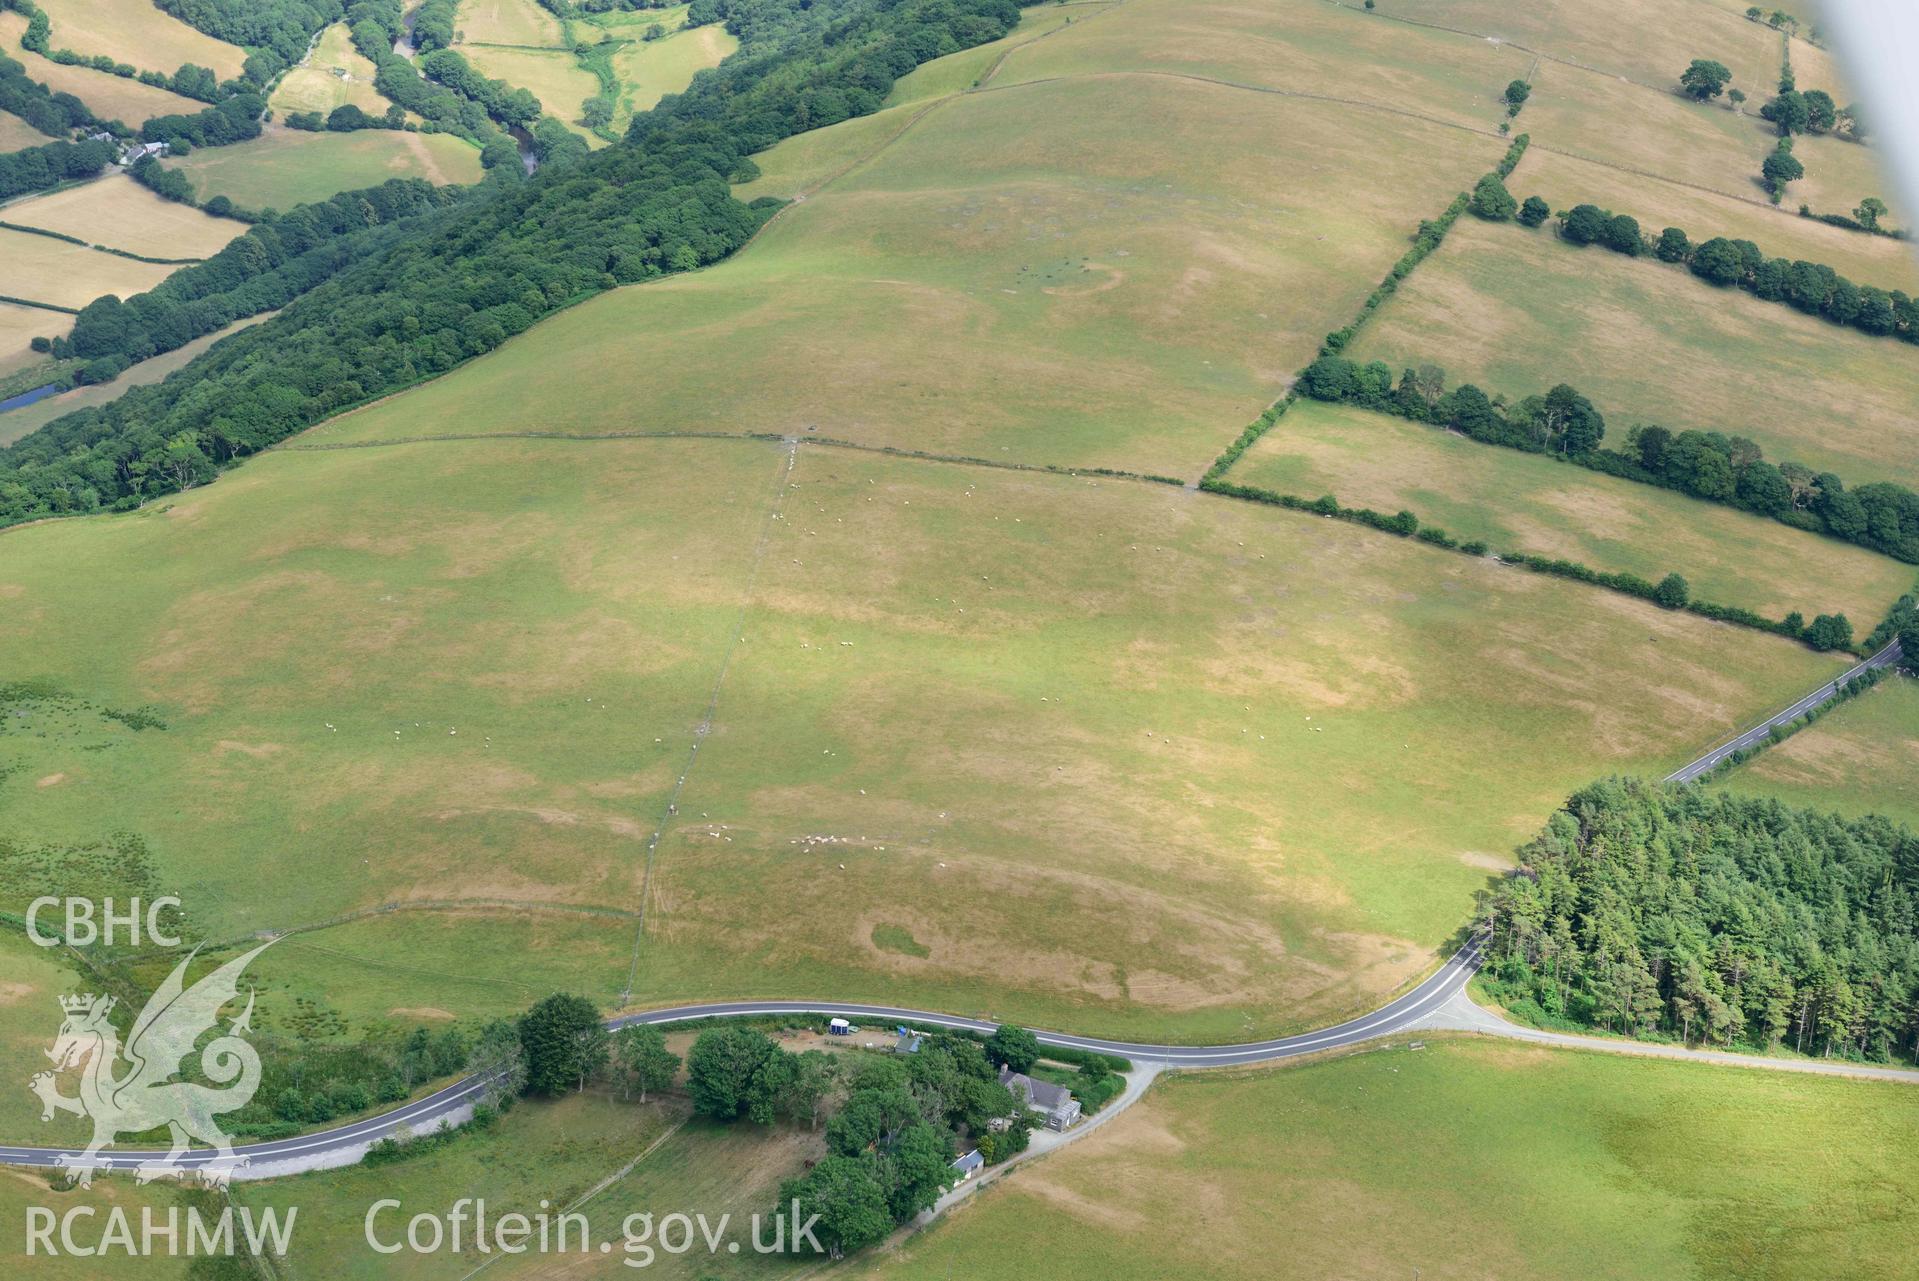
[
  {"left": 1350, "top": 213, "right": 1919, "bottom": 493},
  {"left": 236, "top": 1088, "right": 697, "bottom": 1280},
  {"left": 7, "top": 1166, "right": 199, "bottom": 1279},
  {"left": 858, "top": 1038, "right": 1919, "bottom": 1281},
  {"left": 459, "top": 0, "right": 567, "bottom": 47},
  {"left": 162, "top": 127, "right": 484, "bottom": 210},
  {"left": 315, "top": 13, "right": 1508, "bottom": 479},
  {"left": 880, "top": 1, "right": 1107, "bottom": 109},
  {"left": 606, "top": 23, "right": 738, "bottom": 127},
  {"left": 1230, "top": 399, "right": 1914, "bottom": 624},
  {"left": 0, "top": 435, "right": 1841, "bottom": 1050},
  {"left": 1726, "top": 674, "right": 1919, "bottom": 829}
]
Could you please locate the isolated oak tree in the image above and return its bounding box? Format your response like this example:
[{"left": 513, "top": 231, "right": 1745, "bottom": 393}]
[
  {"left": 1679, "top": 58, "right": 1732, "bottom": 100},
  {"left": 985, "top": 1024, "right": 1040, "bottom": 1073}
]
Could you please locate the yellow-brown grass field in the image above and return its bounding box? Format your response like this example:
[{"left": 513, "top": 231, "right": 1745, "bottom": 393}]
[
  {"left": 0, "top": 303, "right": 70, "bottom": 377},
  {"left": 3, "top": 172, "right": 244, "bottom": 260},
  {"left": 458, "top": 0, "right": 566, "bottom": 47},
  {"left": 1350, "top": 214, "right": 1919, "bottom": 493},
  {"left": 314, "top": 8, "right": 1510, "bottom": 481},
  {"left": 0, "top": 108, "right": 49, "bottom": 150},
  {"left": 464, "top": 44, "right": 599, "bottom": 127},
  {"left": 0, "top": 427, "right": 1839, "bottom": 1045},
  {"left": 0, "top": 10, "right": 207, "bottom": 123},
  {"left": 37, "top": 0, "right": 246, "bottom": 79},
  {"left": 1231, "top": 399, "right": 1913, "bottom": 625},
  {"left": 0, "top": 224, "right": 175, "bottom": 309},
  {"left": 992, "top": 0, "right": 1529, "bottom": 131},
  {"left": 1503, "top": 144, "right": 1919, "bottom": 294},
  {"left": 268, "top": 21, "right": 390, "bottom": 117}
]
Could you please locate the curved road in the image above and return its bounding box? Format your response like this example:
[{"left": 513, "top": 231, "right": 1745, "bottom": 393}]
[{"left": 0, "top": 641, "right": 1904, "bottom": 1176}]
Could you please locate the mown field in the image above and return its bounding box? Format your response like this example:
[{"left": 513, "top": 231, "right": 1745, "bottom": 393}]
[
  {"left": 857, "top": 1038, "right": 1919, "bottom": 1281},
  {"left": 1503, "top": 144, "right": 1918, "bottom": 293},
  {"left": 314, "top": 0, "right": 1509, "bottom": 478},
  {"left": 0, "top": 108, "right": 49, "bottom": 150},
  {"left": 1231, "top": 399, "right": 1913, "bottom": 624},
  {"left": 880, "top": 0, "right": 1103, "bottom": 109},
  {"left": 2, "top": 173, "right": 243, "bottom": 260},
  {"left": 0, "top": 303, "right": 69, "bottom": 378},
  {"left": 268, "top": 21, "right": 390, "bottom": 118},
  {"left": 37, "top": 0, "right": 247, "bottom": 80},
  {"left": 162, "top": 127, "right": 483, "bottom": 209},
  {"left": 0, "top": 11, "right": 205, "bottom": 124},
  {"left": 0, "top": 224, "right": 176, "bottom": 309},
  {"left": 1350, "top": 213, "right": 1919, "bottom": 492},
  {"left": 0, "top": 434, "right": 1841, "bottom": 1051},
  {"left": 1726, "top": 674, "right": 1919, "bottom": 829}
]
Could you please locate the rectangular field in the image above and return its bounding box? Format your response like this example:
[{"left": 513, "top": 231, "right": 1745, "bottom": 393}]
[
  {"left": 0, "top": 10, "right": 207, "bottom": 124},
  {"left": 37, "top": 0, "right": 247, "bottom": 79},
  {"left": 315, "top": 69, "right": 1506, "bottom": 479},
  {"left": 1349, "top": 213, "right": 1919, "bottom": 493},
  {"left": 1726, "top": 674, "right": 1919, "bottom": 829},
  {"left": 857, "top": 1038, "right": 1919, "bottom": 1281},
  {"left": 2, "top": 172, "right": 244, "bottom": 260},
  {"left": 0, "top": 223, "right": 176, "bottom": 308},
  {"left": 1230, "top": 400, "right": 1913, "bottom": 625},
  {"left": 162, "top": 127, "right": 484, "bottom": 210}
]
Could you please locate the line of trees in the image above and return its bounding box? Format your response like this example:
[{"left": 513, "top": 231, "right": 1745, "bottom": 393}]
[
  {"left": 138, "top": 92, "right": 264, "bottom": 147},
  {"left": 1478, "top": 777, "right": 1919, "bottom": 1062},
  {"left": 346, "top": 0, "right": 523, "bottom": 168},
  {"left": 0, "top": 0, "right": 1030, "bottom": 527},
  {"left": 1499, "top": 196, "right": 1916, "bottom": 343},
  {"left": 1295, "top": 354, "right": 1919, "bottom": 569}
]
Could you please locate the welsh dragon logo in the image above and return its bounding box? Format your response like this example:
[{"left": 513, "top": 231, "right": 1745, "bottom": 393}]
[{"left": 30, "top": 942, "right": 273, "bottom": 1187}]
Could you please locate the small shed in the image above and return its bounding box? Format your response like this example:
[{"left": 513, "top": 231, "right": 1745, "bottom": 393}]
[
  {"left": 827, "top": 1017, "right": 852, "bottom": 1036},
  {"left": 951, "top": 1149, "right": 984, "bottom": 1180}
]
